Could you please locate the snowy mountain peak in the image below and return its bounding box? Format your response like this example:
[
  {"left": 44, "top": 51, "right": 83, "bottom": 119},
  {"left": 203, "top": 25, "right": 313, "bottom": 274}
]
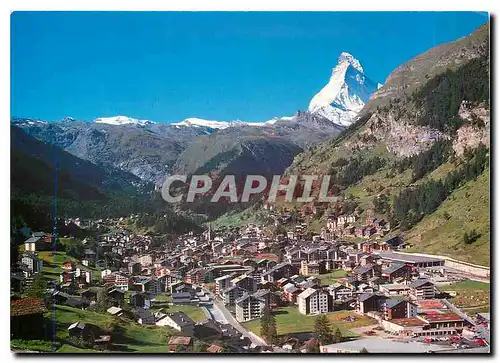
[
  {"left": 307, "top": 52, "right": 379, "bottom": 127},
  {"left": 94, "top": 115, "right": 155, "bottom": 126},
  {"left": 172, "top": 118, "right": 241, "bottom": 129},
  {"left": 172, "top": 116, "right": 295, "bottom": 129},
  {"left": 338, "top": 52, "right": 364, "bottom": 73}
]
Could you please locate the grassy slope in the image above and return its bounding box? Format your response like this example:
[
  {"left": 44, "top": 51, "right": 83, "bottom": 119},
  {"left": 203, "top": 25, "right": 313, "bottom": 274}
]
[
  {"left": 405, "top": 168, "right": 490, "bottom": 266},
  {"left": 159, "top": 305, "right": 207, "bottom": 322},
  {"left": 313, "top": 270, "right": 349, "bottom": 285},
  {"left": 243, "top": 308, "right": 375, "bottom": 338},
  {"left": 45, "top": 305, "right": 176, "bottom": 353},
  {"left": 444, "top": 281, "right": 490, "bottom": 313},
  {"left": 39, "top": 249, "right": 101, "bottom": 281}
]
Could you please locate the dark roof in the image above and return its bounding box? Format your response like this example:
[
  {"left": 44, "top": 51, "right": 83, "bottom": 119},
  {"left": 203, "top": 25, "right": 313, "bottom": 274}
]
[
  {"left": 108, "top": 288, "right": 125, "bottom": 295},
  {"left": 409, "top": 279, "right": 433, "bottom": 288},
  {"left": 65, "top": 298, "right": 88, "bottom": 308},
  {"left": 354, "top": 264, "right": 374, "bottom": 275},
  {"left": 385, "top": 298, "right": 405, "bottom": 308},
  {"left": 172, "top": 292, "right": 192, "bottom": 299},
  {"left": 221, "top": 285, "right": 238, "bottom": 293},
  {"left": 253, "top": 289, "right": 271, "bottom": 298},
  {"left": 385, "top": 236, "right": 404, "bottom": 247},
  {"left": 358, "top": 293, "right": 376, "bottom": 302},
  {"left": 167, "top": 312, "right": 195, "bottom": 327},
  {"left": 132, "top": 307, "right": 153, "bottom": 318},
  {"left": 383, "top": 263, "right": 406, "bottom": 275}
]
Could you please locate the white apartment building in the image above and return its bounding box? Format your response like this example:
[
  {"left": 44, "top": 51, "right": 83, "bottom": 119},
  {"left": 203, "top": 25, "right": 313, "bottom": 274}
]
[
  {"left": 235, "top": 294, "right": 267, "bottom": 322},
  {"left": 298, "top": 287, "right": 331, "bottom": 315}
]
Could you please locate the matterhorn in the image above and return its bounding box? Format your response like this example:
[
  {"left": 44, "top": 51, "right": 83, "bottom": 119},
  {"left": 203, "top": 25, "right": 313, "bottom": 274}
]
[{"left": 308, "top": 52, "right": 379, "bottom": 127}]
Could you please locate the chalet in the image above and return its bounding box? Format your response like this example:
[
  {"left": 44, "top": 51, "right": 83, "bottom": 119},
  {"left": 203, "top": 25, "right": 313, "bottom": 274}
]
[
  {"left": 81, "top": 288, "right": 98, "bottom": 302},
  {"left": 156, "top": 312, "right": 195, "bottom": 335},
  {"left": 356, "top": 293, "right": 386, "bottom": 314},
  {"left": 384, "top": 299, "right": 418, "bottom": 320},
  {"left": 382, "top": 263, "right": 411, "bottom": 282},
  {"left": 131, "top": 307, "right": 155, "bottom": 325},
  {"left": 107, "top": 288, "right": 125, "bottom": 307},
  {"left": 357, "top": 283, "right": 374, "bottom": 293},
  {"left": 184, "top": 268, "right": 207, "bottom": 285},
  {"left": 60, "top": 270, "right": 76, "bottom": 284},
  {"left": 352, "top": 264, "right": 380, "bottom": 281},
  {"left": 62, "top": 261, "right": 77, "bottom": 270},
  {"left": 347, "top": 250, "right": 367, "bottom": 264},
  {"left": 130, "top": 292, "right": 151, "bottom": 309},
  {"left": 24, "top": 233, "right": 52, "bottom": 252},
  {"left": 11, "top": 273, "right": 25, "bottom": 293},
  {"left": 158, "top": 273, "right": 181, "bottom": 292},
  {"left": 20, "top": 252, "right": 43, "bottom": 274},
  {"left": 231, "top": 274, "right": 257, "bottom": 293},
  {"left": 383, "top": 236, "right": 405, "bottom": 250},
  {"left": 328, "top": 283, "right": 354, "bottom": 301},
  {"left": 194, "top": 320, "right": 224, "bottom": 341},
  {"left": 75, "top": 267, "right": 93, "bottom": 285},
  {"left": 359, "top": 254, "right": 381, "bottom": 266},
  {"left": 379, "top": 283, "right": 411, "bottom": 296},
  {"left": 367, "top": 276, "right": 388, "bottom": 288},
  {"left": 282, "top": 283, "right": 301, "bottom": 303},
  {"left": 168, "top": 336, "right": 192, "bottom": 352},
  {"left": 253, "top": 289, "right": 279, "bottom": 308},
  {"left": 261, "top": 262, "right": 296, "bottom": 283},
  {"left": 206, "top": 344, "right": 224, "bottom": 353},
  {"left": 170, "top": 281, "right": 193, "bottom": 294},
  {"left": 172, "top": 292, "right": 194, "bottom": 305},
  {"left": 83, "top": 249, "right": 97, "bottom": 263},
  {"left": 68, "top": 322, "right": 95, "bottom": 343},
  {"left": 93, "top": 335, "right": 112, "bottom": 350},
  {"left": 11, "top": 298, "right": 47, "bottom": 338},
  {"left": 276, "top": 277, "right": 290, "bottom": 288},
  {"left": 128, "top": 262, "right": 142, "bottom": 275}
]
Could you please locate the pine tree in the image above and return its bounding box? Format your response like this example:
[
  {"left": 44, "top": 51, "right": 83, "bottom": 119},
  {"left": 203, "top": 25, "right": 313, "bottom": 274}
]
[
  {"left": 94, "top": 287, "right": 111, "bottom": 313},
  {"left": 333, "top": 327, "right": 343, "bottom": 343},
  {"left": 314, "top": 315, "right": 333, "bottom": 344},
  {"left": 26, "top": 273, "right": 48, "bottom": 299},
  {"left": 260, "top": 307, "right": 277, "bottom": 345}
]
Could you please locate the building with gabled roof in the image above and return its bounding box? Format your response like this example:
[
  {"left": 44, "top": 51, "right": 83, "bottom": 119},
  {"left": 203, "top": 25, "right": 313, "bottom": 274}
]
[{"left": 297, "top": 287, "right": 332, "bottom": 315}]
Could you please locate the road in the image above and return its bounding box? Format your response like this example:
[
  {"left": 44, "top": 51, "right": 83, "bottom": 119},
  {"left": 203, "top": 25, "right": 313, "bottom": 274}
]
[{"left": 203, "top": 289, "right": 267, "bottom": 346}]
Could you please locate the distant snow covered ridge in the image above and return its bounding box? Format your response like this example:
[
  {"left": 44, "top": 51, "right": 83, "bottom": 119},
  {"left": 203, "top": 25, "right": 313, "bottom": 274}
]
[
  {"left": 172, "top": 116, "right": 295, "bottom": 129},
  {"left": 308, "top": 51, "right": 379, "bottom": 127},
  {"left": 94, "top": 115, "right": 156, "bottom": 126},
  {"left": 12, "top": 118, "right": 48, "bottom": 126}
]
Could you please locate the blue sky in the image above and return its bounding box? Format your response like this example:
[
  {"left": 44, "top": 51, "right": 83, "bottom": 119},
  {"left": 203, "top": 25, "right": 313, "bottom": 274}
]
[{"left": 11, "top": 11, "right": 488, "bottom": 123}]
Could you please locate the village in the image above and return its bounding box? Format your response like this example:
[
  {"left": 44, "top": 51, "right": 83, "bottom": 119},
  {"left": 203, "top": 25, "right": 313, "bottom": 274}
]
[{"left": 10, "top": 212, "right": 490, "bottom": 353}]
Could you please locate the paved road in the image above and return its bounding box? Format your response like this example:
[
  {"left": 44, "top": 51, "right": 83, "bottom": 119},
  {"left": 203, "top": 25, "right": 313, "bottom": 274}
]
[{"left": 203, "top": 289, "right": 267, "bottom": 346}]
